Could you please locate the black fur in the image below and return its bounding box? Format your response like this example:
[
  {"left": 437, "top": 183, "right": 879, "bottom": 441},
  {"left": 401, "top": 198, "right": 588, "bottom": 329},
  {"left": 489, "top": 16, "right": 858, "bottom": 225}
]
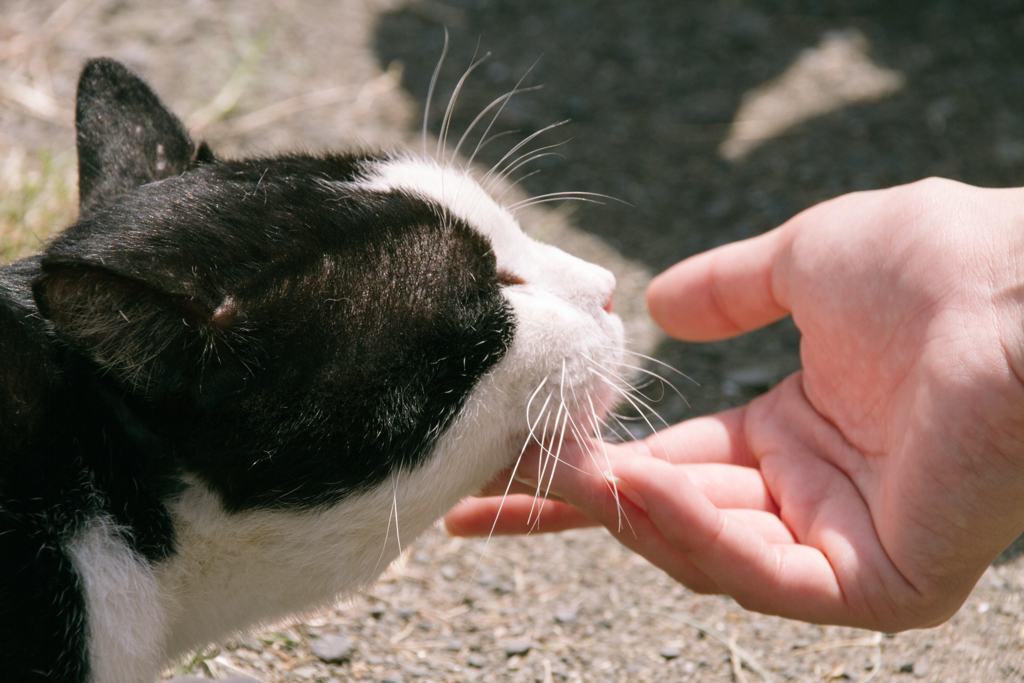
[{"left": 1, "top": 58, "right": 514, "bottom": 682}]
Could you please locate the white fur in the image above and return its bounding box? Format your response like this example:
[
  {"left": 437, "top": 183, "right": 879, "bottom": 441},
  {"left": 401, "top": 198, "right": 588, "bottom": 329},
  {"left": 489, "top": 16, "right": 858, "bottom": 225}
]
[
  {"left": 71, "top": 157, "right": 624, "bottom": 682},
  {"left": 66, "top": 516, "right": 165, "bottom": 683}
]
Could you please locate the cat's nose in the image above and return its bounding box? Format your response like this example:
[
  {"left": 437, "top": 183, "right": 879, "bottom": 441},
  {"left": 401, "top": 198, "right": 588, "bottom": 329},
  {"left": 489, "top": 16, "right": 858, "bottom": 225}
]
[{"left": 603, "top": 288, "right": 615, "bottom": 314}]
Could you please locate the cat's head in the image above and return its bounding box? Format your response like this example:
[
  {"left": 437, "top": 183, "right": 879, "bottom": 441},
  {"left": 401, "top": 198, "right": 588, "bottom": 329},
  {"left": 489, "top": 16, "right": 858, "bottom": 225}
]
[{"left": 33, "top": 58, "right": 624, "bottom": 510}]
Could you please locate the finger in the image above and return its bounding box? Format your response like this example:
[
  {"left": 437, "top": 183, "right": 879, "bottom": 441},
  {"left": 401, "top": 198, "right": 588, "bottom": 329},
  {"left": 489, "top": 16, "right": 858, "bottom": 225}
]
[
  {"left": 445, "top": 495, "right": 598, "bottom": 536},
  {"left": 721, "top": 509, "right": 794, "bottom": 545},
  {"left": 643, "top": 408, "right": 758, "bottom": 467},
  {"left": 448, "top": 459, "right": 778, "bottom": 538},
  {"left": 472, "top": 427, "right": 774, "bottom": 512},
  {"left": 646, "top": 226, "right": 792, "bottom": 341},
  {"left": 678, "top": 464, "right": 778, "bottom": 512},
  {"left": 478, "top": 408, "right": 763, "bottom": 501},
  {"left": 613, "top": 456, "right": 873, "bottom": 626}
]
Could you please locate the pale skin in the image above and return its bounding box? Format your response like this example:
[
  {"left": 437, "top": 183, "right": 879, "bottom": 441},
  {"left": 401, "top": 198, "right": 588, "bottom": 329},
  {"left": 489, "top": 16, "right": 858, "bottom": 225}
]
[{"left": 446, "top": 178, "right": 1024, "bottom": 632}]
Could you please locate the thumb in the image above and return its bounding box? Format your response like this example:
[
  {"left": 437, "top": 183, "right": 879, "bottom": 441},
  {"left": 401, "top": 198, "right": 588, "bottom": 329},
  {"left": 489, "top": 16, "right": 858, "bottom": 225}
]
[{"left": 646, "top": 223, "right": 792, "bottom": 341}]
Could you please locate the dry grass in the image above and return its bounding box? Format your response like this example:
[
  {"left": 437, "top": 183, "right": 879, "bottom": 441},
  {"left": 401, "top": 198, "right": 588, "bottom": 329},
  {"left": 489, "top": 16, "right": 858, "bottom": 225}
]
[{"left": 0, "top": 144, "right": 76, "bottom": 264}]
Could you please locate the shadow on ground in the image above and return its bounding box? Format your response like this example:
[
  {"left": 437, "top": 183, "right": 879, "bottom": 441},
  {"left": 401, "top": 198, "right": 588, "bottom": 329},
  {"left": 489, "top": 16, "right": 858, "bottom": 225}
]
[{"left": 375, "top": 0, "right": 1024, "bottom": 422}]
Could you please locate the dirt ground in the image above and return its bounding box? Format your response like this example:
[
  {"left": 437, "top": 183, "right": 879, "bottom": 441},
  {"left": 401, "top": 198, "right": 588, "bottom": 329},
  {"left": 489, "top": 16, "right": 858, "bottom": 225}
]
[{"left": 3, "top": 1, "right": 1024, "bottom": 681}]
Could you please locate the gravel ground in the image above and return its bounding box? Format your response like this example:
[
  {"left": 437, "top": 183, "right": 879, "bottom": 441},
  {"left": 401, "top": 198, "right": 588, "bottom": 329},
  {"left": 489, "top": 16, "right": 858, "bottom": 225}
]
[{"left": 4, "top": 1, "right": 1024, "bottom": 681}]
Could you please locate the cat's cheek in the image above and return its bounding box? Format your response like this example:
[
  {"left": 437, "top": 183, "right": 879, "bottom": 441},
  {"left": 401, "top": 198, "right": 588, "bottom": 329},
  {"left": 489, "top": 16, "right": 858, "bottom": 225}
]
[{"left": 501, "top": 289, "right": 625, "bottom": 436}]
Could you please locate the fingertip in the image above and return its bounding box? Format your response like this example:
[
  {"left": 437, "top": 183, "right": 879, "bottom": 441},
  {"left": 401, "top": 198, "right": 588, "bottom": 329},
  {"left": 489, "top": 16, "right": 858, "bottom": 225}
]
[
  {"left": 646, "top": 230, "right": 791, "bottom": 341},
  {"left": 444, "top": 497, "right": 498, "bottom": 536}
]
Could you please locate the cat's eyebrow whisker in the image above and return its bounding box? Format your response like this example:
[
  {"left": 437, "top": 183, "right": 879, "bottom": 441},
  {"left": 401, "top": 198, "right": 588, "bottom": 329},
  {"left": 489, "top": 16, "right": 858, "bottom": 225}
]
[
  {"left": 490, "top": 140, "right": 570, "bottom": 188},
  {"left": 468, "top": 58, "right": 543, "bottom": 168},
  {"left": 508, "top": 197, "right": 602, "bottom": 217},
  {"left": 471, "top": 129, "right": 521, "bottom": 160},
  {"left": 492, "top": 149, "right": 568, "bottom": 201},
  {"left": 494, "top": 169, "right": 544, "bottom": 204},
  {"left": 437, "top": 48, "right": 492, "bottom": 164},
  {"left": 508, "top": 191, "right": 630, "bottom": 212},
  {"left": 452, "top": 84, "right": 543, "bottom": 166},
  {"left": 481, "top": 120, "right": 569, "bottom": 187},
  {"left": 423, "top": 28, "right": 450, "bottom": 158}
]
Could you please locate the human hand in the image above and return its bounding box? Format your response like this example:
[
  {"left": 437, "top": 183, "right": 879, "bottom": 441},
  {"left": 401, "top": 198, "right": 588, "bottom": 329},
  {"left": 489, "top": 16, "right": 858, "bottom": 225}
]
[{"left": 447, "top": 178, "right": 1024, "bottom": 631}]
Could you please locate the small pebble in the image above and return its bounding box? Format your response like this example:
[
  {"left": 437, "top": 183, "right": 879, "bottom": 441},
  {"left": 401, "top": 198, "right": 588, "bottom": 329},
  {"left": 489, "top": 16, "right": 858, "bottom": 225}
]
[
  {"left": 554, "top": 607, "right": 578, "bottom": 624},
  {"left": 898, "top": 661, "right": 915, "bottom": 673},
  {"left": 660, "top": 646, "right": 682, "bottom": 660},
  {"left": 504, "top": 638, "right": 532, "bottom": 657},
  {"left": 311, "top": 634, "right": 355, "bottom": 664},
  {"left": 444, "top": 639, "right": 463, "bottom": 652},
  {"left": 397, "top": 607, "right": 417, "bottom": 620},
  {"left": 467, "top": 653, "right": 487, "bottom": 668}
]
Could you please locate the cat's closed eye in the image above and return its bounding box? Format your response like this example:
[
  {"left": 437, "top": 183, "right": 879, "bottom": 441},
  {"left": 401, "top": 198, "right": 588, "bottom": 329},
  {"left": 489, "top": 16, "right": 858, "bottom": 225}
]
[{"left": 498, "top": 270, "right": 526, "bottom": 286}]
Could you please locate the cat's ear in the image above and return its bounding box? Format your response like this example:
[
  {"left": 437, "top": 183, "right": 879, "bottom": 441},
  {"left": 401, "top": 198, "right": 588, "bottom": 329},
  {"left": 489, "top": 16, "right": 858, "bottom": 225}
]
[
  {"left": 33, "top": 262, "right": 234, "bottom": 398},
  {"left": 75, "top": 58, "right": 213, "bottom": 218}
]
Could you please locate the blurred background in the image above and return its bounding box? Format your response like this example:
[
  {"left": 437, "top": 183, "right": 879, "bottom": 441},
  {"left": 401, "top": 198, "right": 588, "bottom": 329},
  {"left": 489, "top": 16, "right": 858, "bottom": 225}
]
[{"left": 3, "top": 1, "right": 1024, "bottom": 681}]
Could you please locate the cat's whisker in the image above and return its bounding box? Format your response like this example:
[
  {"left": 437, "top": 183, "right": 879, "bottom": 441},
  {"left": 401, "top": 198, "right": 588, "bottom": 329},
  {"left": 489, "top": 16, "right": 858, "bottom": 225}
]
[
  {"left": 391, "top": 471, "right": 402, "bottom": 556},
  {"left": 495, "top": 380, "right": 552, "bottom": 504},
  {"left": 561, "top": 418, "right": 616, "bottom": 527},
  {"left": 586, "top": 352, "right": 686, "bottom": 434},
  {"left": 466, "top": 377, "right": 553, "bottom": 598},
  {"left": 585, "top": 393, "right": 628, "bottom": 533},
  {"left": 491, "top": 141, "right": 569, "bottom": 188},
  {"left": 371, "top": 481, "right": 398, "bottom": 577},
  {"left": 596, "top": 343, "right": 698, "bottom": 385},
  {"left": 508, "top": 197, "right": 602, "bottom": 216},
  {"left": 586, "top": 353, "right": 689, "bottom": 408},
  {"left": 507, "top": 191, "right": 628, "bottom": 212},
  {"left": 533, "top": 363, "right": 575, "bottom": 528},
  {"left": 470, "top": 129, "right": 520, "bottom": 160},
  {"left": 437, "top": 48, "right": 492, "bottom": 165},
  {"left": 527, "top": 398, "right": 565, "bottom": 527},
  {"left": 423, "top": 28, "right": 449, "bottom": 158},
  {"left": 453, "top": 83, "right": 544, "bottom": 167},
  {"left": 467, "top": 58, "right": 542, "bottom": 169},
  {"left": 493, "top": 154, "right": 568, "bottom": 205},
  {"left": 481, "top": 120, "right": 569, "bottom": 189},
  {"left": 494, "top": 169, "right": 544, "bottom": 204},
  {"left": 589, "top": 366, "right": 672, "bottom": 436}
]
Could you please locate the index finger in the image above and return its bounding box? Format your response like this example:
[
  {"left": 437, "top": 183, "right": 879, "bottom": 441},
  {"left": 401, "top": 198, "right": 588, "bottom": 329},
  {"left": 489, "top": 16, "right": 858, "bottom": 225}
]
[{"left": 644, "top": 406, "right": 757, "bottom": 468}]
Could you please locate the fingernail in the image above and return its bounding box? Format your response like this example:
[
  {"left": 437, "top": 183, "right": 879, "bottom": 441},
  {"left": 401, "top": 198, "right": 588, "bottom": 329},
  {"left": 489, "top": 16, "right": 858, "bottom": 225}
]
[{"left": 605, "top": 473, "right": 647, "bottom": 512}]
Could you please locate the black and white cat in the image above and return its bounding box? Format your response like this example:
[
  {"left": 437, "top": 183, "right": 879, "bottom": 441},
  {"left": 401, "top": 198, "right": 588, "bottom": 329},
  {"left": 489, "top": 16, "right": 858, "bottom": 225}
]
[{"left": 0, "top": 58, "right": 624, "bottom": 683}]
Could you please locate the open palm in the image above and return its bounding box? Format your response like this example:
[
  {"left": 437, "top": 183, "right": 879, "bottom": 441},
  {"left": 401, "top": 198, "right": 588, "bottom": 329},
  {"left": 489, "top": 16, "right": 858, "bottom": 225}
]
[{"left": 447, "top": 179, "right": 1024, "bottom": 631}]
